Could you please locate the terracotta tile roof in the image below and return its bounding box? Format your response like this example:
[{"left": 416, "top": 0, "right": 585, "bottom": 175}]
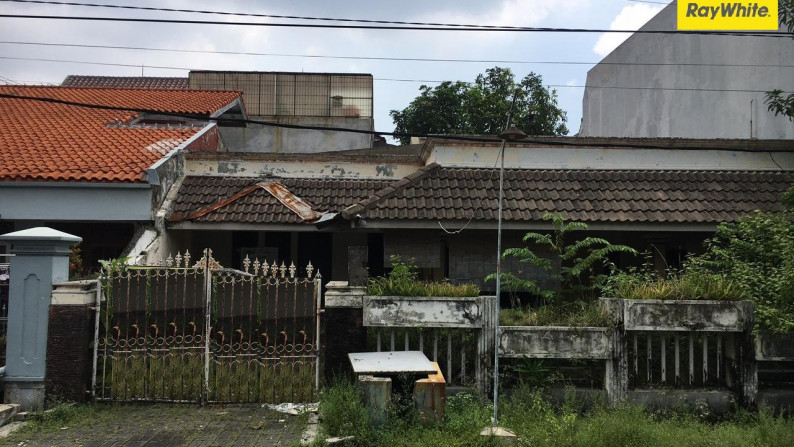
[
  {"left": 353, "top": 167, "right": 794, "bottom": 224},
  {"left": 62, "top": 75, "right": 189, "bottom": 89},
  {"left": 169, "top": 168, "right": 794, "bottom": 226},
  {"left": 169, "top": 176, "right": 392, "bottom": 224},
  {"left": 0, "top": 86, "right": 242, "bottom": 183}
]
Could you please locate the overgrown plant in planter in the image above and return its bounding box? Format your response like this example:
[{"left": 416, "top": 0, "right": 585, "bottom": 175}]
[
  {"left": 486, "top": 213, "right": 636, "bottom": 326},
  {"left": 604, "top": 198, "right": 794, "bottom": 334},
  {"left": 367, "top": 256, "right": 480, "bottom": 297}
]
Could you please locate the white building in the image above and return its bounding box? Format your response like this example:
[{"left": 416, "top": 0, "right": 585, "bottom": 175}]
[{"left": 579, "top": 2, "right": 794, "bottom": 139}]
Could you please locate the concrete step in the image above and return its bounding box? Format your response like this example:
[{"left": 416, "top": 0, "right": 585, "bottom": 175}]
[{"left": 0, "top": 404, "right": 21, "bottom": 427}]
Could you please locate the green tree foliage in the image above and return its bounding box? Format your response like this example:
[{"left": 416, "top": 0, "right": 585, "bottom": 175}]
[
  {"left": 390, "top": 67, "right": 568, "bottom": 144},
  {"left": 764, "top": 0, "right": 794, "bottom": 119},
  {"left": 691, "top": 208, "right": 794, "bottom": 333},
  {"left": 487, "top": 213, "right": 637, "bottom": 303}
]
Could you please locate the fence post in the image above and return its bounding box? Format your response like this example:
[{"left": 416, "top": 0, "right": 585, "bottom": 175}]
[
  {"left": 47, "top": 280, "right": 97, "bottom": 402},
  {"left": 602, "top": 298, "right": 628, "bottom": 405},
  {"left": 0, "top": 227, "right": 81, "bottom": 410},
  {"left": 738, "top": 301, "right": 758, "bottom": 408},
  {"left": 476, "top": 295, "right": 497, "bottom": 396},
  {"left": 321, "top": 247, "right": 368, "bottom": 383}
]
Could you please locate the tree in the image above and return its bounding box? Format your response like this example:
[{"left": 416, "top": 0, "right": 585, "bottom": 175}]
[
  {"left": 390, "top": 67, "right": 568, "bottom": 145},
  {"left": 764, "top": 0, "right": 794, "bottom": 120}
]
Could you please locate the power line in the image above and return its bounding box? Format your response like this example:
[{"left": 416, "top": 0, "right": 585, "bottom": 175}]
[
  {"left": 1, "top": 92, "right": 793, "bottom": 154},
  {"left": 0, "top": 13, "right": 791, "bottom": 36},
  {"left": 3, "top": 40, "right": 794, "bottom": 68},
  {"left": 2, "top": 56, "right": 789, "bottom": 94}
]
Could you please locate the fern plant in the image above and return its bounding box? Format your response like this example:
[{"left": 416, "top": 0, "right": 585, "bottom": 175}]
[{"left": 487, "top": 213, "right": 637, "bottom": 303}]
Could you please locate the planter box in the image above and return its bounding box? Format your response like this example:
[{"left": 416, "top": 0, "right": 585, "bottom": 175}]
[
  {"left": 363, "top": 296, "right": 485, "bottom": 328},
  {"left": 499, "top": 326, "right": 612, "bottom": 359},
  {"left": 755, "top": 331, "right": 794, "bottom": 361},
  {"left": 620, "top": 299, "right": 751, "bottom": 332}
]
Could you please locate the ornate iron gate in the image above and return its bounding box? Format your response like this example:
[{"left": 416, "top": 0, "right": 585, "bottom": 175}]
[{"left": 93, "top": 249, "right": 321, "bottom": 403}]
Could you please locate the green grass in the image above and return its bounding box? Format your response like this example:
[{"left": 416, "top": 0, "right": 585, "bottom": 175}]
[
  {"left": 314, "top": 382, "right": 794, "bottom": 447},
  {"left": 499, "top": 301, "right": 613, "bottom": 327}
]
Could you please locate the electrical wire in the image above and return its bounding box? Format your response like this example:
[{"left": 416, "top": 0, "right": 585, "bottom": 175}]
[
  {"left": 1, "top": 56, "right": 790, "bottom": 94},
  {"left": 0, "top": 13, "right": 792, "bottom": 36},
  {"left": 1, "top": 92, "right": 793, "bottom": 154},
  {"left": 3, "top": 40, "right": 793, "bottom": 68}
]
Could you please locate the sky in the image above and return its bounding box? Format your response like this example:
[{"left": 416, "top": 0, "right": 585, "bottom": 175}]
[{"left": 0, "top": 0, "right": 667, "bottom": 139}]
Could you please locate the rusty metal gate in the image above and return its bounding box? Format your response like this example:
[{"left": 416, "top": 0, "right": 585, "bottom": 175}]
[{"left": 93, "top": 249, "right": 321, "bottom": 403}]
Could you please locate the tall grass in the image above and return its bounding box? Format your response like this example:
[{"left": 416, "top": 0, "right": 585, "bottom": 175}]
[{"left": 315, "top": 382, "right": 794, "bottom": 447}]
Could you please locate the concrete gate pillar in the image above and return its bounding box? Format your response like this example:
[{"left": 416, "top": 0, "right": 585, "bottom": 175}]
[{"left": 0, "top": 227, "right": 81, "bottom": 410}]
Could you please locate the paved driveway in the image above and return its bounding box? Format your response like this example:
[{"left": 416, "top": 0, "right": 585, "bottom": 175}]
[{"left": 0, "top": 404, "right": 308, "bottom": 447}]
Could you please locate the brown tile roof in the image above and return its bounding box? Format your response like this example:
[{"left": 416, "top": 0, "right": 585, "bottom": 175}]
[
  {"left": 169, "top": 176, "right": 393, "bottom": 224},
  {"left": 169, "top": 168, "right": 794, "bottom": 226},
  {"left": 62, "top": 75, "right": 189, "bottom": 89},
  {"left": 0, "top": 86, "right": 242, "bottom": 183},
  {"left": 352, "top": 167, "right": 794, "bottom": 224}
]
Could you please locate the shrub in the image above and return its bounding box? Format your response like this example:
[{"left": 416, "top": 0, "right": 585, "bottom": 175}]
[{"left": 487, "top": 213, "right": 637, "bottom": 303}]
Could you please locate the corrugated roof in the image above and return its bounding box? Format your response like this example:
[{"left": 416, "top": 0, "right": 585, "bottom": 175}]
[
  {"left": 0, "top": 86, "right": 242, "bottom": 183},
  {"left": 62, "top": 75, "right": 189, "bottom": 89},
  {"left": 169, "top": 168, "right": 794, "bottom": 225}
]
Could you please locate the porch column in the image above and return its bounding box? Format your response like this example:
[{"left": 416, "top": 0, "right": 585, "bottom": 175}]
[{"left": 0, "top": 227, "right": 81, "bottom": 410}]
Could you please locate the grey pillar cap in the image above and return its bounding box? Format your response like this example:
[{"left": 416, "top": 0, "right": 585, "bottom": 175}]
[{"left": 0, "top": 227, "right": 82, "bottom": 243}]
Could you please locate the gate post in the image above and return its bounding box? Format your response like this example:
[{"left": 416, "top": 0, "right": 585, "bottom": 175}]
[
  {"left": 322, "top": 247, "right": 368, "bottom": 382},
  {"left": 0, "top": 227, "right": 81, "bottom": 410}
]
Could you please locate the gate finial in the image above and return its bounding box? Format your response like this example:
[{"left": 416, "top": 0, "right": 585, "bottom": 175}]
[
  {"left": 289, "top": 262, "right": 296, "bottom": 279},
  {"left": 306, "top": 261, "right": 314, "bottom": 279},
  {"left": 279, "top": 262, "right": 287, "bottom": 278},
  {"left": 243, "top": 254, "right": 251, "bottom": 274}
]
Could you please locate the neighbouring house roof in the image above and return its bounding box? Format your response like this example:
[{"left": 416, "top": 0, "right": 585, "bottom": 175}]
[
  {"left": 168, "top": 167, "right": 794, "bottom": 227},
  {"left": 169, "top": 176, "right": 393, "bottom": 224},
  {"left": 0, "top": 86, "right": 243, "bottom": 183},
  {"left": 62, "top": 75, "right": 190, "bottom": 89}
]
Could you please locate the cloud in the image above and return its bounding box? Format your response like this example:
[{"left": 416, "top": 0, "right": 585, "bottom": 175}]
[{"left": 592, "top": 4, "right": 664, "bottom": 57}]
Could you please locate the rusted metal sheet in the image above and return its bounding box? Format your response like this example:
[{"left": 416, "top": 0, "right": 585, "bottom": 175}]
[
  {"left": 499, "top": 326, "right": 612, "bottom": 359},
  {"left": 348, "top": 351, "right": 436, "bottom": 375},
  {"left": 623, "top": 300, "right": 750, "bottom": 332},
  {"left": 363, "top": 296, "right": 482, "bottom": 328},
  {"left": 176, "top": 181, "right": 322, "bottom": 223},
  {"left": 258, "top": 182, "right": 322, "bottom": 221}
]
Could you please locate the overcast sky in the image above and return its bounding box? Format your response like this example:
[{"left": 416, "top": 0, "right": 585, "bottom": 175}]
[{"left": 0, "top": 0, "right": 667, "bottom": 138}]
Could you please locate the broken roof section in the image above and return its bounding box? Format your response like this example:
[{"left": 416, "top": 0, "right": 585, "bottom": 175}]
[
  {"left": 0, "top": 86, "right": 244, "bottom": 183},
  {"left": 169, "top": 176, "right": 393, "bottom": 225}
]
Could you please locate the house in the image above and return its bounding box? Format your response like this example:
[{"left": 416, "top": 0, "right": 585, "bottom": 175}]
[
  {"left": 0, "top": 85, "right": 245, "bottom": 267},
  {"left": 579, "top": 3, "right": 794, "bottom": 139},
  {"left": 62, "top": 71, "right": 377, "bottom": 155},
  {"left": 156, "top": 136, "right": 794, "bottom": 289}
]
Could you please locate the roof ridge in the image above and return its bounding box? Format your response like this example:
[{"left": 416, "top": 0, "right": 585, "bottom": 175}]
[{"left": 341, "top": 163, "right": 440, "bottom": 219}]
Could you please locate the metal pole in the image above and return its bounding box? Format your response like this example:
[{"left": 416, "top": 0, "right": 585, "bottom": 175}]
[
  {"left": 493, "top": 91, "right": 520, "bottom": 427},
  {"left": 90, "top": 277, "right": 102, "bottom": 399}
]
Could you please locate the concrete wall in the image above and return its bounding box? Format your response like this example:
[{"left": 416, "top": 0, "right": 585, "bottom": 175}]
[
  {"left": 579, "top": 4, "right": 794, "bottom": 139},
  {"left": 221, "top": 116, "right": 373, "bottom": 153},
  {"left": 0, "top": 183, "right": 153, "bottom": 221}
]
